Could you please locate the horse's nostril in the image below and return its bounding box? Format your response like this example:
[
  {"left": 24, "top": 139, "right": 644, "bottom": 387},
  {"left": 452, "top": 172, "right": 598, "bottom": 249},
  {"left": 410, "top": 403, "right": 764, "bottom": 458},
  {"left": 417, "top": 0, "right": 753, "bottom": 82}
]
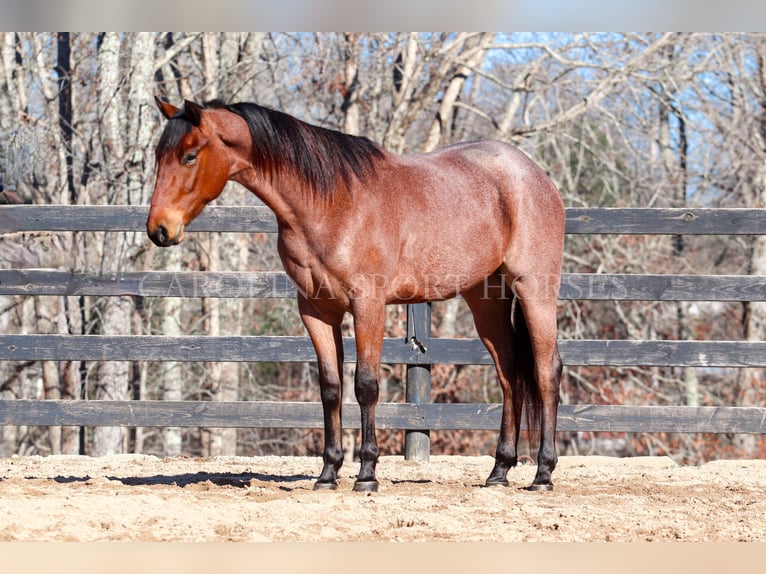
[
  {"left": 156, "top": 224, "right": 168, "bottom": 244},
  {"left": 149, "top": 223, "right": 172, "bottom": 247}
]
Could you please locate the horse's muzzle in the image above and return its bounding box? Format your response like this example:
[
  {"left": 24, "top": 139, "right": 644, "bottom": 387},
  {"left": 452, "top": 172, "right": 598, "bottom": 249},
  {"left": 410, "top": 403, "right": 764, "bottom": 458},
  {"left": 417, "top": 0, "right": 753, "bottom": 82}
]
[{"left": 148, "top": 223, "right": 183, "bottom": 247}]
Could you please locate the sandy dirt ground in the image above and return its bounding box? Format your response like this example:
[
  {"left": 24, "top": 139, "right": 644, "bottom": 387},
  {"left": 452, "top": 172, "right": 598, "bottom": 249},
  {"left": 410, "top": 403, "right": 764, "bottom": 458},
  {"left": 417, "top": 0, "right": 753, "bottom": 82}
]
[{"left": 1, "top": 453, "right": 765, "bottom": 542}]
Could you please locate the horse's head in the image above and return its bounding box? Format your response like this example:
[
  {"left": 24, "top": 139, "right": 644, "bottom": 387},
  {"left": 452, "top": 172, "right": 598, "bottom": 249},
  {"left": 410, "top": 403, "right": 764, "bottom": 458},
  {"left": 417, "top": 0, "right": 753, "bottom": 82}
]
[{"left": 147, "top": 97, "right": 243, "bottom": 247}]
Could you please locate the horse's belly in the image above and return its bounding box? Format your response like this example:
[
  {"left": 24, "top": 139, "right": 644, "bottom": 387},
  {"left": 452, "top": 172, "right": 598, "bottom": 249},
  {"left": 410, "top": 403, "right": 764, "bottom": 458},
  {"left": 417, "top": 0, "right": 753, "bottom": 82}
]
[{"left": 386, "top": 259, "right": 498, "bottom": 304}]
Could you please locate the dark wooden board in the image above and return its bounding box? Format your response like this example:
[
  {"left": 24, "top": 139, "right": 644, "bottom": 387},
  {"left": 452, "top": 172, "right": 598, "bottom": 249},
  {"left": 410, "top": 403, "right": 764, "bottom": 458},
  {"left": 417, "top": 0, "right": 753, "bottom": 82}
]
[
  {"left": 559, "top": 273, "right": 766, "bottom": 301},
  {"left": 3, "top": 270, "right": 764, "bottom": 302},
  {"left": 3, "top": 205, "right": 765, "bottom": 235},
  {"left": 558, "top": 339, "right": 766, "bottom": 367},
  {"left": 0, "top": 270, "right": 296, "bottom": 298},
  {"left": 565, "top": 208, "right": 766, "bottom": 235},
  {"left": 1, "top": 334, "right": 764, "bottom": 367},
  {"left": 0, "top": 205, "right": 278, "bottom": 233},
  {"left": 2, "top": 400, "right": 764, "bottom": 434}
]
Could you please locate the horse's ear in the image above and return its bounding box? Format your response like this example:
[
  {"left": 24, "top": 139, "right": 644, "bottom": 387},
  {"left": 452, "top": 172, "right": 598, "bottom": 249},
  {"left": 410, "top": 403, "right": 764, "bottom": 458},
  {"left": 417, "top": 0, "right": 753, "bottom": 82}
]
[
  {"left": 155, "top": 96, "right": 179, "bottom": 120},
  {"left": 184, "top": 100, "right": 203, "bottom": 126}
]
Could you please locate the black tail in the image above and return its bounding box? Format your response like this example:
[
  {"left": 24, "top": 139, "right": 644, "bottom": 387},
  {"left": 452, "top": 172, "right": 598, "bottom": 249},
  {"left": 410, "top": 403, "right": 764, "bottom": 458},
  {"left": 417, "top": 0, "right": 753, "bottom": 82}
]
[{"left": 510, "top": 299, "right": 542, "bottom": 440}]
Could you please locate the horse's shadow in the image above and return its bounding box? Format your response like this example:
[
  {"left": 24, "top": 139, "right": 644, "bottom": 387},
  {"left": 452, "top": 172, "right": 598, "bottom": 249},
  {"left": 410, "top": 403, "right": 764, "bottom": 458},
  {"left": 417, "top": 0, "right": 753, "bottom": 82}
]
[{"left": 51, "top": 471, "right": 314, "bottom": 489}]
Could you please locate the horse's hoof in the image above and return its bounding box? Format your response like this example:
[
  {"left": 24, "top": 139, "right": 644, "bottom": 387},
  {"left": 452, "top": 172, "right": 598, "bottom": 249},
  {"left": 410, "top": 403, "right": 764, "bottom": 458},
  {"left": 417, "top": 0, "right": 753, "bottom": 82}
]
[
  {"left": 313, "top": 481, "right": 338, "bottom": 491},
  {"left": 524, "top": 483, "right": 553, "bottom": 492},
  {"left": 352, "top": 480, "right": 379, "bottom": 493},
  {"left": 485, "top": 478, "right": 509, "bottom": 487}
]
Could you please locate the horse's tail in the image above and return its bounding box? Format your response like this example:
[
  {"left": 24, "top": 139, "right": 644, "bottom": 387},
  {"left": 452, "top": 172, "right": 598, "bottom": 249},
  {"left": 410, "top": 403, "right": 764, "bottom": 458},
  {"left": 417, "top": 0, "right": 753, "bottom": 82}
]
[{"left": 510, "top": 297, "right": 542, "bottom": 444}]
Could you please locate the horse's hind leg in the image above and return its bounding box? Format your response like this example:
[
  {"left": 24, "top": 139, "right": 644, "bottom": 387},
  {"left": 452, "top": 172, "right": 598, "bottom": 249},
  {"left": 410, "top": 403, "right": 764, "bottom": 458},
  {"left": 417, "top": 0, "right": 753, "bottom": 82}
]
[
  {"left": 462, "top": 279, "right": 522, "bottom": 486},
  {"left": 513, "top": 274, "right": 563, "bottom": 491}
]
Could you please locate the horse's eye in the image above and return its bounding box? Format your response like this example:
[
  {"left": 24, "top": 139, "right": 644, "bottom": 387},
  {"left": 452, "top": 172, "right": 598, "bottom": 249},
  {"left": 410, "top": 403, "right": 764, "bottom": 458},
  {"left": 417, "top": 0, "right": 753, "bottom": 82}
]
[{"left": 181, "top": 152, "right": 197, "bottom": 165}]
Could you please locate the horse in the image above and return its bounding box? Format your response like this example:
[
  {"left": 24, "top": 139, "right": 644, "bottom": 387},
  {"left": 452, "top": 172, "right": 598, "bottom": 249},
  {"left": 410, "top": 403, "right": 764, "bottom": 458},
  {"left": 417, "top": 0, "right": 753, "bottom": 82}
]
[{"left": 147, "top": 97, "right": 565, "bottom": 492}]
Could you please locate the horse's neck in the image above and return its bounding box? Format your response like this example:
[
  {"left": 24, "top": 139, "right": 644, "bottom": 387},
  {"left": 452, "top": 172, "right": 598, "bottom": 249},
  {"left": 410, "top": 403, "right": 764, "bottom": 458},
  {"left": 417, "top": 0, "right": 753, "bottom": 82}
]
[{"left": 233, "top": 170, "right": 331, "bottom": 234}]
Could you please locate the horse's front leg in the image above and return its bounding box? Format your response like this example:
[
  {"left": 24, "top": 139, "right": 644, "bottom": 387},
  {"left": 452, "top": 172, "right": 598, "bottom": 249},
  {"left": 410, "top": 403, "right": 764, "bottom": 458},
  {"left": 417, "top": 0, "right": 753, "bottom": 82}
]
[
  {"left": 350, "top": 299, "right": 385, "bottom": 492},
  {"left": 298, "top": 296, "right": 345, "bottom": 490}
]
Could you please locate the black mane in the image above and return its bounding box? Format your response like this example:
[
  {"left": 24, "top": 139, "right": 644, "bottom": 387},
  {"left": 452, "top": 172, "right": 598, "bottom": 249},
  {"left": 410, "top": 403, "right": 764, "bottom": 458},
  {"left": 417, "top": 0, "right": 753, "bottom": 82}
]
[
  {"left": 156, "top": 99, "right": 384, "bottom": 198},
  {"left": 155, "top": 109, "right": 194, "bottom": 163}
]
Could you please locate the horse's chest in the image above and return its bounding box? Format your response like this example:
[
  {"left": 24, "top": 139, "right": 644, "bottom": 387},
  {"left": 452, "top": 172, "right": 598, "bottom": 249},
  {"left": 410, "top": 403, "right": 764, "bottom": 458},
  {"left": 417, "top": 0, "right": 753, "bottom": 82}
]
[{"left": 277, "top": 234, "right": 348, "bottom": 303}]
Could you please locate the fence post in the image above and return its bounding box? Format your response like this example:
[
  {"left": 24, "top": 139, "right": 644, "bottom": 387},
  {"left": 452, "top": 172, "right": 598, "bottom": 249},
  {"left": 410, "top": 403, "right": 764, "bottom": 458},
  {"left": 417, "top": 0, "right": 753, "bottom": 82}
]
[{"left": 404, "top": 302, "right": 431, "bottom": 461}]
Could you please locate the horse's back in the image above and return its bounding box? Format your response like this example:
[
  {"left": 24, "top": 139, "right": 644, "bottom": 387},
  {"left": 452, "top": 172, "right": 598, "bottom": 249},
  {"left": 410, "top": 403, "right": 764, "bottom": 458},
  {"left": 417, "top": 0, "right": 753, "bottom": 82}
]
[
  {"left": 369, "top": 140, "right": 564, "bottom": 303},
  {"left": 402, "top": 140, "right": 564, "bottom": 219}
]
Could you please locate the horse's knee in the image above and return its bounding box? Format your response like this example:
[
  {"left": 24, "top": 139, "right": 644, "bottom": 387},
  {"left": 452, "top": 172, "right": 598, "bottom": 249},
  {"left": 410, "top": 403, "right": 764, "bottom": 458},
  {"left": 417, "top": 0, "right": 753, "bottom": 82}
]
[
  {"left": 320, "top": 379, "right": 341, "bottom": 406},
  {"left": 354, "top": 365, "right": 379, "bottom": 406}
]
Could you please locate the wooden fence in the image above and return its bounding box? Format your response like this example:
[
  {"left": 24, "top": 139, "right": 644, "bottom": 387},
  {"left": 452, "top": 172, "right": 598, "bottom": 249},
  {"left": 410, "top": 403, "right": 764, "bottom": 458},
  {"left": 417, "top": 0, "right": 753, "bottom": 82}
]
[{"left": 1, "top": 205, "right": 765, "bottom": 460}]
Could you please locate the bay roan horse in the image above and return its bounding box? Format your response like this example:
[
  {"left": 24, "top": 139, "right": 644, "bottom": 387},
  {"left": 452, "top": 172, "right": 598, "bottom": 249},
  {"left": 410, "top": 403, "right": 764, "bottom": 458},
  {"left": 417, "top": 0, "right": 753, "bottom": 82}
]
[{"left": 147, "top": 97, "right": 565, "bottom": 492}]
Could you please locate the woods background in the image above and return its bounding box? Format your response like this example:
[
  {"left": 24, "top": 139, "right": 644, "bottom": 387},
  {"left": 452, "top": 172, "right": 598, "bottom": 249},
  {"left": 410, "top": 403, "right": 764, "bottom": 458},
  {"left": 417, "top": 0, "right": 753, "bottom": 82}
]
[{"left": 0, "top": 32, "right": 764, "bottom": 463}]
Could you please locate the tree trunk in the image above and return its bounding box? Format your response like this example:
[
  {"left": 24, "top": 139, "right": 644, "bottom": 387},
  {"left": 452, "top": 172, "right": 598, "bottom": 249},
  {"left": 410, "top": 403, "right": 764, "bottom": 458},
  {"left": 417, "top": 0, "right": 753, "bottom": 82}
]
[
  {"left": 200, "top": 230, "right": 243, "bottom": 457},
  {"left": 125, "top": 32, "right": 158, "bottom": 452},
  {"left": 92, "top": 296, "right": 132, "bottom": 456},
  {"left": 657, "top": 43, "right": 700, "bottom": 408},
  {"left": 54, "top": 32, "right": 85, "bottom": 453},
  {"left": 340, "top": 33, "right": 363, "bottom": 462},
  {"left": 56, "top": 33, "right": 76, "bottom": 205},
  {"left": 37, "top": 296, "right": 62, "bottom": 454},
  {"left": 92, "top": 33, "right": 131, "bottom": 456},
  {"left": 200, "top": 33, "right": 240, "bottom": 457},
  {"left": 125, "top": 32, "right": 157, "bottom": 206},
  {"left": 739, "top": 42, "right": 766, "bottom": 426},
  {"left": 0, "top": 34, "right": 21, "bottom": 455},
  {"left": 0, "top": 294, "right": 18, "bottom": 456},
  {"left": 151, "top": 32, "right": 189, "bottom": 456},
  {"left": 159, "top": 248, "right": 185, "bottom": 456},
  {"left": 383, "top": 33, "right": 420, "bottom": 152},
  {"left": 422, "top": 33, "right": 494, "bottom": 152},
  {"left": 735, "top": 48, "right": 766, "bottom": 451},
  {"left": 59, "top": 292, "right": 84, "bottom": 455}
]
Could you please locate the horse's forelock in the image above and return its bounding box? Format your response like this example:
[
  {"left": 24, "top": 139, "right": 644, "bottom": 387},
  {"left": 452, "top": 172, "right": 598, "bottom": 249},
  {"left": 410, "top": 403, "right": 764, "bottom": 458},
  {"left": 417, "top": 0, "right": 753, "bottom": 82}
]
[
  {"left": 155, "top": 100, "right": 230, "bottom": 162},
  {"left": 155, "top": 116, "right": 193, "bottom": 162}
]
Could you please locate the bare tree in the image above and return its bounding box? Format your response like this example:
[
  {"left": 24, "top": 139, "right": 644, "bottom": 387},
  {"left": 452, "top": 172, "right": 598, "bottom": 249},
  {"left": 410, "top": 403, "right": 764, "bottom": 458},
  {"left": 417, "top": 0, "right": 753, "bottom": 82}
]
[
  {"left": 1, "top": 32, "right": 764, "bottom": 462},
  {"left": 152, "top": 32, "right": 193, "bottom": 456},
  {"left": 92, "top": 33, "right": 160, "bottom": 455}
]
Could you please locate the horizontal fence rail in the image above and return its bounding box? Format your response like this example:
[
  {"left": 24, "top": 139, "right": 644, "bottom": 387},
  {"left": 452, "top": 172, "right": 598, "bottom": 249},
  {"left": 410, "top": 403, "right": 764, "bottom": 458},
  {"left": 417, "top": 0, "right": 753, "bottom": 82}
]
[
  {"left": 2, "top": 205, "right": 766, "bottom": 235},
  {"left": 1, "top": 204, "right": 765, "bottom": 442},
  {"left": 1, "top": 400, "right": 765, "bottom": 434},
  {"left": 565, "top": 208, "right": 766, "bottom": 235},
  {"left": 0, "top": 205, "right": 280, "bottom": 233},
  {"left": 0, "top": 335, "right": 765, "bottom": 367},
  {"left": 1, "top": 269, "right": 765, "bottom": 301}
]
